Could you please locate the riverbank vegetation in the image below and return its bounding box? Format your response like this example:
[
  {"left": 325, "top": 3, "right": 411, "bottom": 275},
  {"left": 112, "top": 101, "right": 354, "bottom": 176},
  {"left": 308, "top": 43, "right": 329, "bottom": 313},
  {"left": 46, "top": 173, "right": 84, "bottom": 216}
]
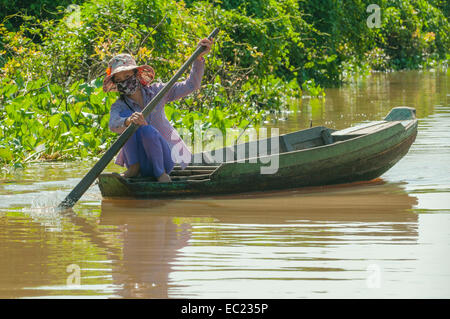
[{"left": 0, "top": 0, "right": 448, "bottom": 168}]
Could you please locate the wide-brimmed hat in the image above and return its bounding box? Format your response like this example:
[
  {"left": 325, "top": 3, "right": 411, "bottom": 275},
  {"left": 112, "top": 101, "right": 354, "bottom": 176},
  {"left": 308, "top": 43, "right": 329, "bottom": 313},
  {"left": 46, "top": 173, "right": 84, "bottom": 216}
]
[{"left": 103, "top": 53, "right": 155, "bottom": 92}]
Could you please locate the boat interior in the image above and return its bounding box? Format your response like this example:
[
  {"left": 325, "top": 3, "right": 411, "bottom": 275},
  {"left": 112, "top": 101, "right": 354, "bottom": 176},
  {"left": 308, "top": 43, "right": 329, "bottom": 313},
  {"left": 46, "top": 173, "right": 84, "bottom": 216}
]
[
  {"left": 196, "top": 122, "right": 399, "bottom": 165},
  {"left": 125, "top": 121, "right": 401, "bottom": 182}
]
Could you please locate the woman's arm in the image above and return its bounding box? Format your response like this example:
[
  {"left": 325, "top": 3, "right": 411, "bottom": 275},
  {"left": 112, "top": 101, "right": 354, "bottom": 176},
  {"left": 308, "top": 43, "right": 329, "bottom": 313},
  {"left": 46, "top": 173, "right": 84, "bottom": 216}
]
[
  {"left": 165, "top": 37, "right": 212, "bottom": 102},
  {"left": 165, "top": 57, "right": 205, "bottom": 103}
]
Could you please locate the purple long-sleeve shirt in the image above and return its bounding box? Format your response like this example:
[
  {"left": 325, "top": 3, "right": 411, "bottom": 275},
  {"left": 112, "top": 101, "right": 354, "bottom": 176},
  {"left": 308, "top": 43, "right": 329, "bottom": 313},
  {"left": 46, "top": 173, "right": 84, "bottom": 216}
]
[{"left": 109, "top": 57, "right": 205, "bottom": 169}]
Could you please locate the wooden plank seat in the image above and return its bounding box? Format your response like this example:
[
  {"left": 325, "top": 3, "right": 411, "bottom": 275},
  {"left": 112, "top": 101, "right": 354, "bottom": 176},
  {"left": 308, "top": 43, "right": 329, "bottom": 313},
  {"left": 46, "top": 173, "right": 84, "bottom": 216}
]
[
  {"left": 124, "top": 165, "right": 218, "bottom": 183},
  {"left": 331, "top": 121, "right": 398, "bottom": 136}
]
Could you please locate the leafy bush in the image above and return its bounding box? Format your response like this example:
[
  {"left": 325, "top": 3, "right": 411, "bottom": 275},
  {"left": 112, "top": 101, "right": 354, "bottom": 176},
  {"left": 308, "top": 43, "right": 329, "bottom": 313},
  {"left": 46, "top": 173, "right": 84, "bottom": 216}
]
[
  {"left": 377, "top": 0, "right": 449, "bottom": 69},
  {"left": 0, "top": 0, "right": 85, "bottom": 30},
  {"left": 0, "top": 76, "right": 117, "bottom": 166}
]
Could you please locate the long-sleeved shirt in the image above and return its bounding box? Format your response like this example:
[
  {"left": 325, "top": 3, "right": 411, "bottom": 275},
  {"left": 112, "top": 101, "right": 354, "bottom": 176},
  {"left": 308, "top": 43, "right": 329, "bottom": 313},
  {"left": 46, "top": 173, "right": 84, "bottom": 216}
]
[{"left": 109, "top": 57, "right": 205, "bottom": 169}]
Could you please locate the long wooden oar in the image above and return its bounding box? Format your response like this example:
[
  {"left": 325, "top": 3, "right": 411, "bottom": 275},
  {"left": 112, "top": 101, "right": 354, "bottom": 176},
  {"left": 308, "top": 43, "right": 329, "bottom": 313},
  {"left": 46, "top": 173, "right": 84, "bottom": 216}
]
[{"left": 58, "top": 28, "right": 219, "bottom": 209}]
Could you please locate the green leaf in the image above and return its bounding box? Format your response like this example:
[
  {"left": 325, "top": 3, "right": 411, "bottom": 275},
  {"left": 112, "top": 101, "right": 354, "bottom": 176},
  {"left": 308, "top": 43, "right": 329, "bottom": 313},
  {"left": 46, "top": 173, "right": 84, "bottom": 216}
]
[
  {"left": 49, "top": 114, "right": 62, "bottom": 128},
  {"left": 5, "top": 103, "right": 15, "bottom": 117},
  {"left": 61, "top": 113, "right": 74, "bottom": 130},
  {"left": 0, "top": 148, "right": 13, "bottom": 161},
  {"left": 238, "top": 119, "right": 250, "bottom": 129}
]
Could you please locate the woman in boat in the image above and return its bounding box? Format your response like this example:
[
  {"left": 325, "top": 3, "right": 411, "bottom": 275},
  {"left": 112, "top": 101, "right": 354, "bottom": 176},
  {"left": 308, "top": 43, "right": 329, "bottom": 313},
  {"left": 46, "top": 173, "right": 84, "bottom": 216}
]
[{"left": 103, "top": 38, "right": 213, "bottom": 182}]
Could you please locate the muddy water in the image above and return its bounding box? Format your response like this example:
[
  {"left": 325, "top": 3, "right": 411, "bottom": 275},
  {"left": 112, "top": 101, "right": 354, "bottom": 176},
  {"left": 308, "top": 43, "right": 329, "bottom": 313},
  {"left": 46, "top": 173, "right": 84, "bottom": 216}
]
[{"left": 0, "top": 70, "right": 449, "bottom": 298}]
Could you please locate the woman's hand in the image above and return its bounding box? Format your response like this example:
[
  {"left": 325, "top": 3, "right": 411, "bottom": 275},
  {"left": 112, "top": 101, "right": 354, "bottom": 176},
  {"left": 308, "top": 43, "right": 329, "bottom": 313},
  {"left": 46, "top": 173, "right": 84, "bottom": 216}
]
[
  {"left": 197, "top": 38, "right": 213, "bottom": 60},
  {"left": 125, "top": 112, "right": 148, "bottom": 127}
]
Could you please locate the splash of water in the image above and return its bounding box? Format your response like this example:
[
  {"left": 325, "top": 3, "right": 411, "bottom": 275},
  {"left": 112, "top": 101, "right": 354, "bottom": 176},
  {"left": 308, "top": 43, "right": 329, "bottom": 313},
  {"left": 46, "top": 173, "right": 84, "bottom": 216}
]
[{"left": 20, "top": 190, "right": 70, "bottom": 231}]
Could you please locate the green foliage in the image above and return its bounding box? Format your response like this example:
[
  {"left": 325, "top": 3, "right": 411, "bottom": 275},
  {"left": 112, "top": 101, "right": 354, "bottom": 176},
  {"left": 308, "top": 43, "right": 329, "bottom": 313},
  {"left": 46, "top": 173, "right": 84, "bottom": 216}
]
[
  {"left": 379, "top": 0, "right": 449, "bottom": 69},
  {"left": 301, "top": 79, "right": 325, "bottom": 97},
  {"left": 0, "top": 76, "right": 117, "bottom": 165},
  {"left": 0, "top": 0, "right": 85, "bottom": 30}
]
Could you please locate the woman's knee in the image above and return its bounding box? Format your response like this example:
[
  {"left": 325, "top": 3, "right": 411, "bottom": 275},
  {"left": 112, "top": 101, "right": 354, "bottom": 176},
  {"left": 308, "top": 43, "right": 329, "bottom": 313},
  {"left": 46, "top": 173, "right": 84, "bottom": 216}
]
[{"left": 137, "top": 125, "right": 160, "bottom": 139}]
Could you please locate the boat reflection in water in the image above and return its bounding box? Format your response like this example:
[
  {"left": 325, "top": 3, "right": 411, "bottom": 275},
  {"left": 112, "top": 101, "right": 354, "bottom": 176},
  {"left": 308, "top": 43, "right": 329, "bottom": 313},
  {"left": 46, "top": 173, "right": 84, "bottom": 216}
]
[{"left": 99, "top": 179, "right": 418, "bottom": 298}]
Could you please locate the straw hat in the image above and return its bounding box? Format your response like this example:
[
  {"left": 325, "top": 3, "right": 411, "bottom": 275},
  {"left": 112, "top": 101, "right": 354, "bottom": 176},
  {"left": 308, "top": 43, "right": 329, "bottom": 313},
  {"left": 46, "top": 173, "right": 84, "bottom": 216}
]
[{"left": 103, "top": 54, "right": 155, "bottom": 92}]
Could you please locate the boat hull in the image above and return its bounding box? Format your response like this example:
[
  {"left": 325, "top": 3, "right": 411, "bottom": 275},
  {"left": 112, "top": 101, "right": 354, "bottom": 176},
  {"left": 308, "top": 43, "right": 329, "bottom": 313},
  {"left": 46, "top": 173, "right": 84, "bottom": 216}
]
[{"left": 98, "top": 108, "right": 418, "bottom": 199}]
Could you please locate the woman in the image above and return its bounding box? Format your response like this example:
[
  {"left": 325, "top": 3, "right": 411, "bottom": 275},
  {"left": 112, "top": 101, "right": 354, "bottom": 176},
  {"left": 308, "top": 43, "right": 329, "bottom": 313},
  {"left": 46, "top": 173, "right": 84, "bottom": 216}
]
[{"left": 104, "top": 38, "right": 213, "bottom": 182}]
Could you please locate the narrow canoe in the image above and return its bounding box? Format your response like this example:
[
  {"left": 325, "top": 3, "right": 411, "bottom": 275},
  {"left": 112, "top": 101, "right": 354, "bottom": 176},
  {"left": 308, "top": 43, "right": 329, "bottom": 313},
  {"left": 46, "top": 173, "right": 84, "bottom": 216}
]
[{"left": 97, "top": 107, "right": 418, "bottom": 198}]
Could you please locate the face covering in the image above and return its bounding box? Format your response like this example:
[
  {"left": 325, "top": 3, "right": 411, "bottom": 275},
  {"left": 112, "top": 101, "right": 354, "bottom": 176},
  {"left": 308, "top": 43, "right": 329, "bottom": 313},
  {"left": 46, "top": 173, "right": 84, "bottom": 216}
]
[{"left": 116, "top": 74, "right": 140, "bottom": 95}]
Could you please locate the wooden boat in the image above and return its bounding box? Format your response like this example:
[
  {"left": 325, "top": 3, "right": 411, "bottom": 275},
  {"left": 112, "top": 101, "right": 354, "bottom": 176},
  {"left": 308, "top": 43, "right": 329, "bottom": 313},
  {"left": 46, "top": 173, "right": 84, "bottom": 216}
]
[{"left": 97, "top": 107, "right": 418, "bottom": 198}]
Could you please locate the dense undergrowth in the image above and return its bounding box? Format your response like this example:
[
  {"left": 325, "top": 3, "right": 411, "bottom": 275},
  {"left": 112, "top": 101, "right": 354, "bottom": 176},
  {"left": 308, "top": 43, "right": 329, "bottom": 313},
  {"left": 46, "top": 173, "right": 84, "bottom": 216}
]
[{"left": 0, "top": 0, "right": 448, "bottom": 168}]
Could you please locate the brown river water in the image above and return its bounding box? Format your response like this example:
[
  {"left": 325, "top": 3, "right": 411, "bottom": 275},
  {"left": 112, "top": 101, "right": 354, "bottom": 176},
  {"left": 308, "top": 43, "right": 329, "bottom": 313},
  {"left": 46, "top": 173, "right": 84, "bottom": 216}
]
[{"left": 0, "top": 70, "right": 449, "bottom": 298}]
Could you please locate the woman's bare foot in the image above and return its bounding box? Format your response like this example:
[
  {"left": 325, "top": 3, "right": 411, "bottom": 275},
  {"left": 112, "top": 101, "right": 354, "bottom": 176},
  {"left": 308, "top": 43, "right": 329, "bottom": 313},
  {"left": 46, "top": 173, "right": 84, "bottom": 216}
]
[
  {"left": 120, "top": 163, "right": 140, "bottom": 178},
  {"left": 157, "top": 172, "right": 171, "bottom": 183}
]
